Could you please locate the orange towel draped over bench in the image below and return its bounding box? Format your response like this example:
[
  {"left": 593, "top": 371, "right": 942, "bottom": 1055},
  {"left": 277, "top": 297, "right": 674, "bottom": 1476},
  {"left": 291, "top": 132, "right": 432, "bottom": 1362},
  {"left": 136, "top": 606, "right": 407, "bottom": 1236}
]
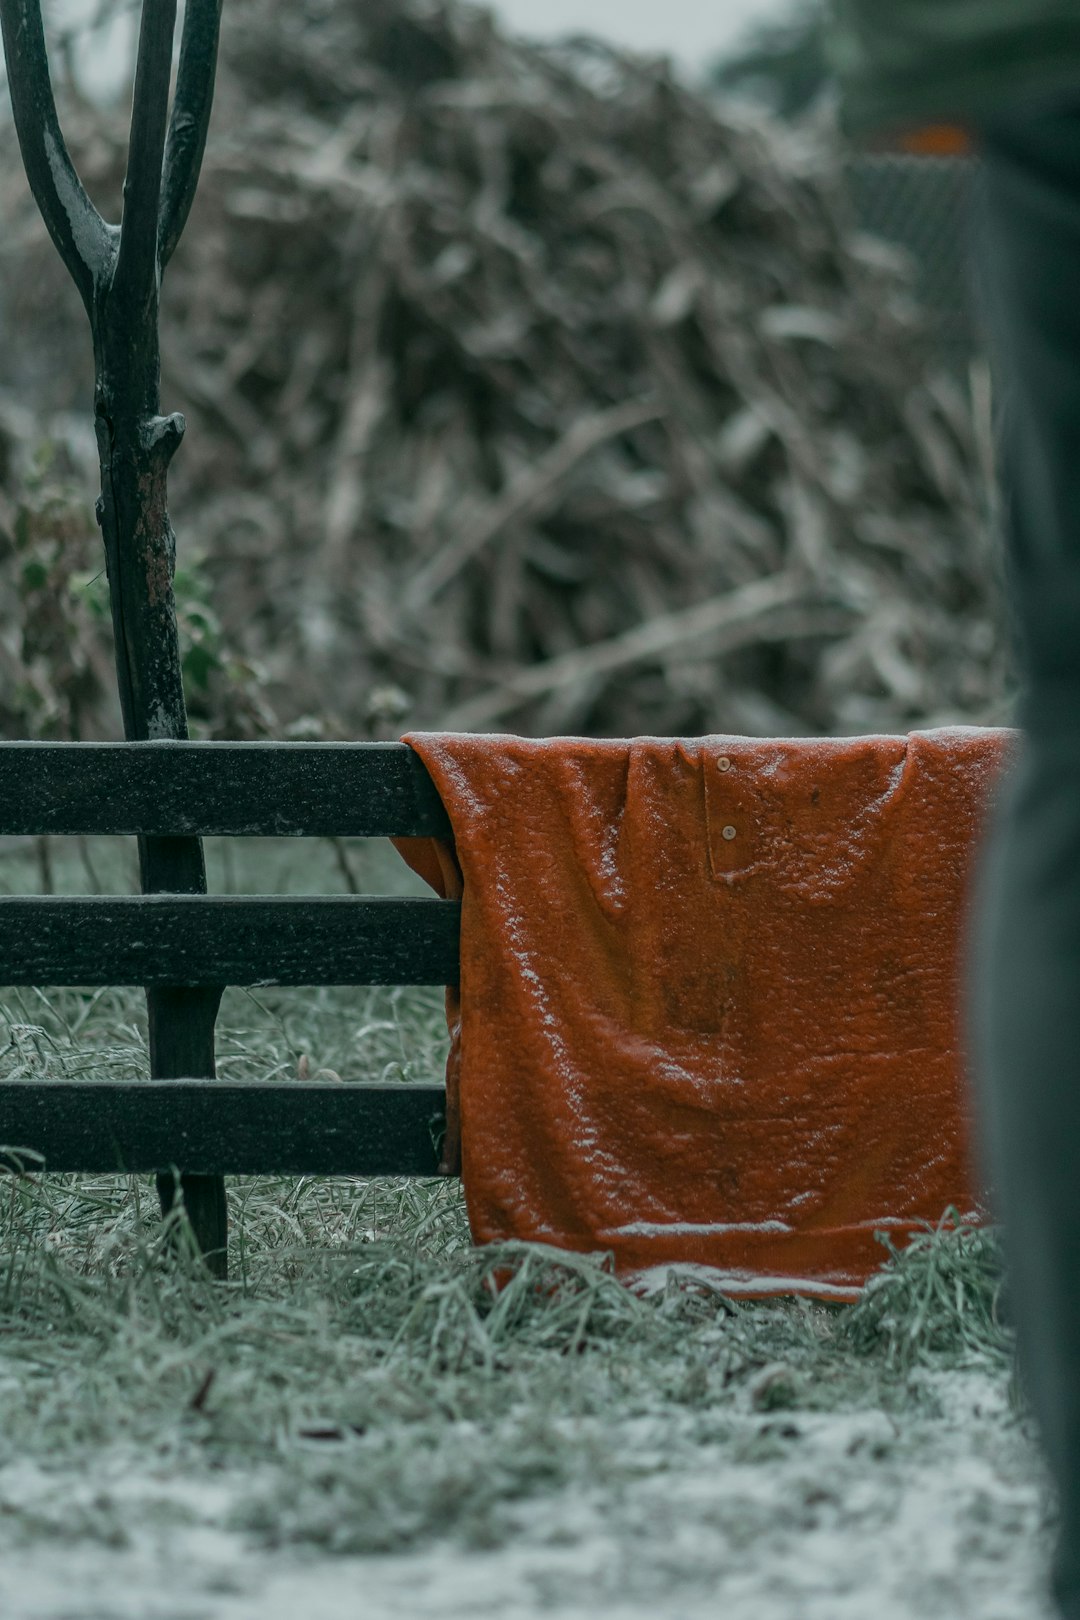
[{"left": 395, "top": 729, "right": 1011, "bottom": 1299}]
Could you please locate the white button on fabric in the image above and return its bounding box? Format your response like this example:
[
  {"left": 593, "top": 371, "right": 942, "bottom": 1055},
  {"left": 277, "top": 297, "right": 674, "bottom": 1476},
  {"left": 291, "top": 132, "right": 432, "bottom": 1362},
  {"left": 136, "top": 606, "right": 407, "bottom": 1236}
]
[
  {"left": 722, "top": 825, "right": 737, "bottom": 841},
  {"left": 717, "top": 757, "right": 732, "bottom": 772}
]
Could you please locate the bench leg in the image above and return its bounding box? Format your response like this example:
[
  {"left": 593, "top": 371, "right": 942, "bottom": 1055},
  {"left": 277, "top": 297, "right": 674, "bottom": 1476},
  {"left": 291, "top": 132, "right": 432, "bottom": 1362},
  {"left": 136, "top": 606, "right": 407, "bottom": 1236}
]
[{"left": 149, "top": 985, "right": 227, "bottom": 1278}]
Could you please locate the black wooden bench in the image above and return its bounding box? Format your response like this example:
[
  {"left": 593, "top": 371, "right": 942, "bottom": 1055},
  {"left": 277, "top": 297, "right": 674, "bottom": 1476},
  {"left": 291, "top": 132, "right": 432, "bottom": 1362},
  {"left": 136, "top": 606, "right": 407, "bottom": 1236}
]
[{"left": 0, "top": 740, "right": 459, "bottom": 1274}]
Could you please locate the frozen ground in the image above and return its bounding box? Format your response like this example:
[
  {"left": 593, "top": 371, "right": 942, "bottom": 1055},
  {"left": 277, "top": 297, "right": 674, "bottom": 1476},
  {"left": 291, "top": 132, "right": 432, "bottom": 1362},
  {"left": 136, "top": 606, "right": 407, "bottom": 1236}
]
[{"left": 0, "top": 1368, "right": 1053, "bottom": 1620}]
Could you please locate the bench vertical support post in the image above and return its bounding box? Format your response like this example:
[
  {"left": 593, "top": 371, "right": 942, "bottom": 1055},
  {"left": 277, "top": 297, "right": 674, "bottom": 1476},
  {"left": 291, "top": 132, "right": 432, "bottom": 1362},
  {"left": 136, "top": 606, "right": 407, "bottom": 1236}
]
[
  {"left": 1, "top": 0, "right": 228, "bottom": 1274},
  {"left": 149, "top": 984, "right": 226, "bottom": 1267}
]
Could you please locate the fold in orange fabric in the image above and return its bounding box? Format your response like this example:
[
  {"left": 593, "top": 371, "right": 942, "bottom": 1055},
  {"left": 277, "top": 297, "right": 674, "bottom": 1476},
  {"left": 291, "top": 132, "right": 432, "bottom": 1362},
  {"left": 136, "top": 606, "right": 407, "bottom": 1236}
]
[{"left": 396, "top": 729, "right": 1012, "bottom": 1299}]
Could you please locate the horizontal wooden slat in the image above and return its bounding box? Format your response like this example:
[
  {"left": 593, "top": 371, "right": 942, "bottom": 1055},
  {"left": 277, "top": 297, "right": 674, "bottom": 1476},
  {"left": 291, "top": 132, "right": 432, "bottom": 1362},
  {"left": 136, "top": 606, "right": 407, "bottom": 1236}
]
[
  {"left": 0, "top": 1079, "right": 447, "bottom": 1176},
  {"left": 0, "top": 741, "right": 451, "bottom": 838},
  {"left": 0, "top": 895, "right": 460, "bottom": 985}
]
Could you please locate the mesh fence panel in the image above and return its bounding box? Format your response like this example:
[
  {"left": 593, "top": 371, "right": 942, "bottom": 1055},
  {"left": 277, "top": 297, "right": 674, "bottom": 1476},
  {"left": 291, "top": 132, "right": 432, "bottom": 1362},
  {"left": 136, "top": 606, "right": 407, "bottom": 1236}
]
[{"left": 847, "top": 154, "right": 982, "bottom": 368}]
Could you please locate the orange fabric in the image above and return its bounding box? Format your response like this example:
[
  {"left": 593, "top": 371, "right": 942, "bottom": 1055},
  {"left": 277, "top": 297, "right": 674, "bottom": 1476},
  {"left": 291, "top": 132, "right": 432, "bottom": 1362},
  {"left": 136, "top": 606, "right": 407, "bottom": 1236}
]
[
  {"left": 895, "top": 124, "right": 974, "bottom": 157},
  {"left": 396, "top": 729, "right": 1012, "bottom": 1298}
]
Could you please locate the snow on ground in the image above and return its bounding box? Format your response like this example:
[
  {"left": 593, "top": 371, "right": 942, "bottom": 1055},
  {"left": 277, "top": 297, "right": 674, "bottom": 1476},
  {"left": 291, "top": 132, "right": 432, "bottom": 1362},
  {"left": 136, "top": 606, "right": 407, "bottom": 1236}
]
[{"left": 0, "top": 1371, "right": 1055, "bottom": 1620}]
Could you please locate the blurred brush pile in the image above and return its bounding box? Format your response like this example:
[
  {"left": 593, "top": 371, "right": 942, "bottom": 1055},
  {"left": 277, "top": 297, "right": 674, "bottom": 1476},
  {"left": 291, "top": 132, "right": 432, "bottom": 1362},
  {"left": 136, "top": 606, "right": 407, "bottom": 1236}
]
[{"left": 0, "top": 0, "right": 1008, "bottom": 739}]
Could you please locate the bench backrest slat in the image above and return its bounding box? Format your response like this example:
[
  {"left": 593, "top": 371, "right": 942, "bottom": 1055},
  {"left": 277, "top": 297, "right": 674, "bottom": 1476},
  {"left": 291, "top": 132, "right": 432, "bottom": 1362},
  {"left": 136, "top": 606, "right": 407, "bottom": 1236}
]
[
  {"left": 0, "top": 741, "right": 451, "bottom": 838},
  {"left": 0, "top": 895, "right": 460, "bottom": 986},
  {"left": 0, "top": 1079, "right": 445, "bottom": 1176}
]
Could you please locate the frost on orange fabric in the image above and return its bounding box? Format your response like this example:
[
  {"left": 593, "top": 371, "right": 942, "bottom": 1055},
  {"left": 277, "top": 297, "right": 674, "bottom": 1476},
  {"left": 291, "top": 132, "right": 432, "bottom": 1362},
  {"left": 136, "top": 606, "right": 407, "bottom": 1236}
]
[{"left": 395, "top": 729, "right": 1013, "bottom": 1299}]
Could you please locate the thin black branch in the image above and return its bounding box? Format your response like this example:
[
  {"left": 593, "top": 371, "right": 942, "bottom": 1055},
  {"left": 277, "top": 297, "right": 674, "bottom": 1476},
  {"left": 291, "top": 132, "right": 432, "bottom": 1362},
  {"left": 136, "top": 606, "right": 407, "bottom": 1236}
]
[
  {"left": 113, "top": 0, "right": 178, "bottom": 303},
  {"left": 158, "top": 0, "right": 222, "bottom": 269},
  {"left": 0, "top": 0, "right": 112, "bottom": 312}
]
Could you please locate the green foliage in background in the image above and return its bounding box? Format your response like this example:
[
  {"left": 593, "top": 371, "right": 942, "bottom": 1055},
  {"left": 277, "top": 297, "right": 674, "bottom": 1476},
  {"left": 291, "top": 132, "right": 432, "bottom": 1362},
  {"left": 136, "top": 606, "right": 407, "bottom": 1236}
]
[
  {"left": 712, "top": 1, "right": 829, "bottom": 119},
  {"left": 0, "top": 437, "right": 275, "bottom": 740},
  {"left": 0, "top": 441, "right": 111, "bottom": 740}
]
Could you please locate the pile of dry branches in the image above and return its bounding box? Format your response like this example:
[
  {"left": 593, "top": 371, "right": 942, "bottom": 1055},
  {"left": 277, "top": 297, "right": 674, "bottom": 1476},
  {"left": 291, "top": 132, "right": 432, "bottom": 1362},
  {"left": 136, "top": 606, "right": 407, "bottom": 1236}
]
[{"left": 0, "top": 0, "right": 1008, "bottom": 738}]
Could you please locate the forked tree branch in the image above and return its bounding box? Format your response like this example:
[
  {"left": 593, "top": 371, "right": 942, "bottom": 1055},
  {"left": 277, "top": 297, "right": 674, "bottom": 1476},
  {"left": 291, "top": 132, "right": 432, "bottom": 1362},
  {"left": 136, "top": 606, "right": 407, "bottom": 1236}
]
[
  {"left": 0, "top": 0, "right": 112, "bottom": 312},
  {"left": 158, "top": 0, "right": 223, "bottom": 269},
  {"left": 4, "top": 0, "right": 228, "bottom": 1274},
  {"left": 113, "top": 0, "right": 178, "bottom": 303}
]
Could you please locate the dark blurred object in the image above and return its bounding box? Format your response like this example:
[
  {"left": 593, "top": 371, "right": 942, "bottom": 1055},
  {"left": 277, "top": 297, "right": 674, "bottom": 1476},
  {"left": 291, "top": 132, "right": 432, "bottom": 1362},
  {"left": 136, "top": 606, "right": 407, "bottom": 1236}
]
[{"left": 827, "top": 0, "right": 1080, "bottom": 139}]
